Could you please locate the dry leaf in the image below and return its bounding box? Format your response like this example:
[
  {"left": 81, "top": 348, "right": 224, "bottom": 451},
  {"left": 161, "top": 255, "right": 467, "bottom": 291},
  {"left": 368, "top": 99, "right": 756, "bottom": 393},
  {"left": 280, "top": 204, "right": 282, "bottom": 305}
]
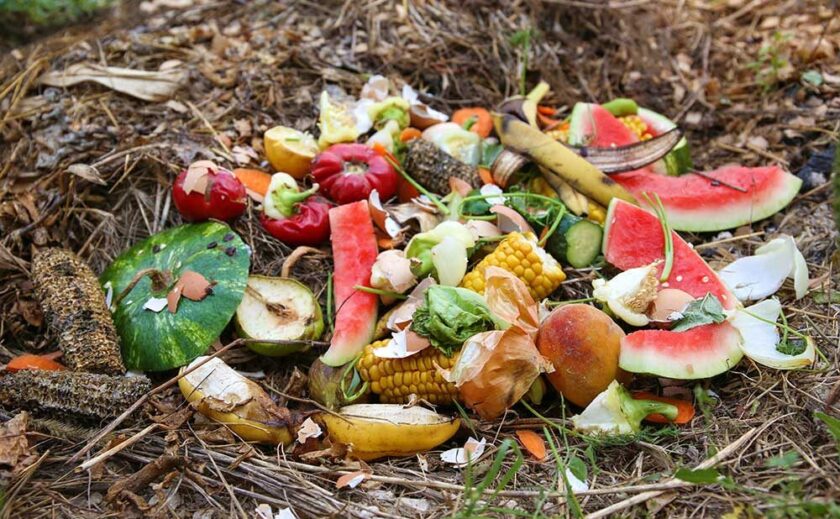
[
  {"left": 515, "top": 430, "right": 546, "bottom": 461},
  {"left": 0, "top": 412, "right": 37, "bottom": 474},
  {"left": 39, "top": 62, "right": 186, "bottom": 102},
  {"left": 66, "top": 164, "right": 106, "bottom": 185}
]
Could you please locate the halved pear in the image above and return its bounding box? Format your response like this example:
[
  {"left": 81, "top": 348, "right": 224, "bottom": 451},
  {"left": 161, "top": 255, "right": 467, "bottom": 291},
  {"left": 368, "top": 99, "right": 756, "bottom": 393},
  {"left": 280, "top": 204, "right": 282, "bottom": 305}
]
[
  {"left": 319, "top": 404, "right": 460, "bottom": 460},
  {"left": 236, "top": 276, "right": 324, "bottom": 357}
]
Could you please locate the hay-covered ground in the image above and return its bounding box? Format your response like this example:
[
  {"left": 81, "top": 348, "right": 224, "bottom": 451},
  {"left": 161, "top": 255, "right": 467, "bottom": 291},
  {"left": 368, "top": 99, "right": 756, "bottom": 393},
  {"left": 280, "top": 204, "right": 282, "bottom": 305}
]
[{"left": 1, "top": 1, "right": 838, "bottom": 517}]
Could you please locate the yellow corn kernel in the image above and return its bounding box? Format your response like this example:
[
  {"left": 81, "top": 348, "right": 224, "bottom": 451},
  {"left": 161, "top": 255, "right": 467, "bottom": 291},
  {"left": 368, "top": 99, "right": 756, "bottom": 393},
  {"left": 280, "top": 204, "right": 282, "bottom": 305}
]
[
  {"left": 460, "top": 232, "right": 565, "bottom": 301},
  {"left": 587, "top": 201, "right": 607, "bottom": 224},
  {"left": 619, "top": 115, "right": 653, "bottom": 141},
  {"left": 357, "top": 339, "right": 459, "bottom": 405}
]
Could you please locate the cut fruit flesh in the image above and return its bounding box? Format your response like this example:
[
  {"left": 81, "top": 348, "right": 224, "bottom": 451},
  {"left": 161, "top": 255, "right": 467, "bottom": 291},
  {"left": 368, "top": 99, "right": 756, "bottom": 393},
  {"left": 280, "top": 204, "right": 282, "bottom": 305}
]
[
  {"left": 620, "top": 322, "right": 744, "bottom": 379},
  {"left": 611, "top": 165, "right": 802, "bottom": 232},
  {"left": 236, "top": 276, "right": 323, "bottom": 357},
  {"left": 603, "top": 199, "right": 737, "bottom": 309}
]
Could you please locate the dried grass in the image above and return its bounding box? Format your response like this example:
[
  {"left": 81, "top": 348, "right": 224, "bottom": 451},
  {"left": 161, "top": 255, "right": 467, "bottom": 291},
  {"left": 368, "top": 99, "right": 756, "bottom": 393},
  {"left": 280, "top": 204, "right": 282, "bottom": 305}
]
[{"left": 1, "top": 0, "right": 838, "bottom": 517}]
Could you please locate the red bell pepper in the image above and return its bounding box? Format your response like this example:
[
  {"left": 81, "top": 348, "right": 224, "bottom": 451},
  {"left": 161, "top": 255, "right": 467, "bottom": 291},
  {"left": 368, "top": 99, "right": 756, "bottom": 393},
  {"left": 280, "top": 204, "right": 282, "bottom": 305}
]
[
  {"left": 259, "top": 173, "right": 331, "bottom": 246},
  {"left": 173, "top": 161, "right": 247, "bottom": 222},
  {"left": 311, "top": 143, "right": 397, "bottom": 205}
]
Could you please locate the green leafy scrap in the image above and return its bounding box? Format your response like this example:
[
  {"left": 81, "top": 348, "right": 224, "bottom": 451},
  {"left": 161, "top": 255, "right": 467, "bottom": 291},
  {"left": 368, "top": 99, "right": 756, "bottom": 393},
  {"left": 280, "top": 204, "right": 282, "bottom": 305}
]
[{"left": 671, "top": 293, "right": 726, "bottom": 332}]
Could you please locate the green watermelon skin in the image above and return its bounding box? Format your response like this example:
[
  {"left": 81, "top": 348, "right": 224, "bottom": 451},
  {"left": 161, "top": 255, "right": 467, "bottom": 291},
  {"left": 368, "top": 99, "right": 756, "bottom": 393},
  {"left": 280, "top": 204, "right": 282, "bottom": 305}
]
[
  {"left": 101, "top": 222, "right": 250, "bottom": 372},
  {"left": 611, "top": 165, "right": 802, "bottom": 232},
  {"left": 603, "top": 199, "right": 737, "bottom": 310},
  {"left": 620, "top": 322, "right": 743, "bottom": 379}
]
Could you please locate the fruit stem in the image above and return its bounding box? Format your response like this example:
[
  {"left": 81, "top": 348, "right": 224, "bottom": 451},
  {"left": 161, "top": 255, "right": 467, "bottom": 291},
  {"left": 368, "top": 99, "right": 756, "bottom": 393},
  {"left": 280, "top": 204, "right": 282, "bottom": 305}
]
[{"left": 112, "top": 267, "right": 172, "bottom": 308}]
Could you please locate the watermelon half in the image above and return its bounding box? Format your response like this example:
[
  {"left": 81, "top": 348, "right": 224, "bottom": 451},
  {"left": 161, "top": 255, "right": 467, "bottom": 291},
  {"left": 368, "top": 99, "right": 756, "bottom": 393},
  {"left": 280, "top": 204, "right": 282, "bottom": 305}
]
[
  {"left": 620, "top": 322, "right": 743, "bottom": 379},
  {"left": 101, "top": 222, "right": 250, "bottom": 372},
  {"left": 603, "top": 199, "right": 737, "bottom": 310},
  {"left": 569, "top": 102, "right": 801, "bottom": 232}
]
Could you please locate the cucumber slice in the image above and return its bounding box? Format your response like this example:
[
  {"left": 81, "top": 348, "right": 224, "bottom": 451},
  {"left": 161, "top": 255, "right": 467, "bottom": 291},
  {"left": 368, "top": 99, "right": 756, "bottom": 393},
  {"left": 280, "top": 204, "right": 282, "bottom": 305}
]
[
  {"left": 546, "top": 215, "right": 604, "bottom": 268},
  {"left": 236, "top": 276, "right": 324, "bottom": 357}
]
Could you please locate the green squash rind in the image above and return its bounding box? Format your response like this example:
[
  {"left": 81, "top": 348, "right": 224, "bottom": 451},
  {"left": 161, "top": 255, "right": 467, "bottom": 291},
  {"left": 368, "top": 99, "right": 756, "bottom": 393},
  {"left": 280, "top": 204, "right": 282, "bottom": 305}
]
[{"left": 100, "top": 222, "right": 250, "bottom": 372}]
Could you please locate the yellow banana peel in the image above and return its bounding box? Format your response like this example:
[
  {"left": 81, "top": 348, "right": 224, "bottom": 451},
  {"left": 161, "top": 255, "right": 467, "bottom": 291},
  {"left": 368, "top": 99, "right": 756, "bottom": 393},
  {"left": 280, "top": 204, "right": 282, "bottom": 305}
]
[
  {"left": 179, "top": 356, "right": 295, "bottom": 445},
  {"left": 493, "top": 114, "right": 637, "bottom": 208},
  {"left": 319, "top": 404, "right": 460, "bottom": 460}
]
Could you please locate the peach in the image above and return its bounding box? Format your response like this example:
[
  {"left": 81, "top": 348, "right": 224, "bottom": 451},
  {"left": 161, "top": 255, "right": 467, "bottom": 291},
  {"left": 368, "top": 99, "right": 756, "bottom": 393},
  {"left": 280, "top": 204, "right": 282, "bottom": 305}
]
[{"left": 536, "top": 304, "right": 629, "bottom": 407}]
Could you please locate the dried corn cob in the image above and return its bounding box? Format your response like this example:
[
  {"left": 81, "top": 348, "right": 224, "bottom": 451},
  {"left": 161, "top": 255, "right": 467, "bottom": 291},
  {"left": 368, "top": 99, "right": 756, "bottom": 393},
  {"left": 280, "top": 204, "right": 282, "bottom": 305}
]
[
  {"left": 0, "top": 370, "right": 150, "bottom": 422},
  {"left": 356, "top": 339, "right": 459, "bottom": 405},
  {"left": 404, "top": 139, "right": 479, "bottom": 195},
  {"left": 32, "top": 248, "right": 125, "bottom": 375},
  {"left": 619, "top": 115, "right": 653, "bottom": 141},
  {"left": 461, "top": 232, "right": 565, "bottom": 300}
]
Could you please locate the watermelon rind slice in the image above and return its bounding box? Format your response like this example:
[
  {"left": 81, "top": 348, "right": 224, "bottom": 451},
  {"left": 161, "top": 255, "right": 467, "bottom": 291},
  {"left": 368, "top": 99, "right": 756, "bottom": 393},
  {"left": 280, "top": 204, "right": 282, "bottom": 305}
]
[
  {"left": 619, "top": 322, "right": 744, "bottom": 379},
  {"left": 612, "top": 166, "right": 802, "bottom": 233}
]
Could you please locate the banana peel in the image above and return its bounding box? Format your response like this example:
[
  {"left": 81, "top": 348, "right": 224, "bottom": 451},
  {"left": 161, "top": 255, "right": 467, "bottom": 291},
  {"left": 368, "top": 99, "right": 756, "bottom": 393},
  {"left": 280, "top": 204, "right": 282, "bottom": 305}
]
[
  {"left": 537, "top": 166, "right": 589, "bottom": 215},
  {"left": 494, "top": 114, "right": 637, "bottom": 208},
  {"left": 179, "top": 356, "right": 298, "bottom": 444},
  {"left": 319, "top": 404, "right": 460, "bottom": 460}
]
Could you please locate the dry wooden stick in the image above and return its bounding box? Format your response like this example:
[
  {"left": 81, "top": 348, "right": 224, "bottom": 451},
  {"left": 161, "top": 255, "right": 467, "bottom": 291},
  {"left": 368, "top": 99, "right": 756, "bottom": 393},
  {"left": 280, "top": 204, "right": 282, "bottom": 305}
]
[
  {"left": 78, "top": 423, "right": 159, "bottom": 471},
  {"left": 584, "top": 425, "right": 764, "bottom": 519}
]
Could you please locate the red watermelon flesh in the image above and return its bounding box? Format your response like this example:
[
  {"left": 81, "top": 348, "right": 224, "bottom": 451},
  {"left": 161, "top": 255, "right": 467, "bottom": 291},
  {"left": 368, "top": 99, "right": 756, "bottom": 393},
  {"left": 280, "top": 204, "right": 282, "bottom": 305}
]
[
  {"left": 620, "top": 322, "right": 743, "bottom": 379},
  {"left": 603, "top": 199, "right": 737, "bottom": 310},
  {"left": 321, "top": 200, "right": 379, "bottom": 367},
  {"left": 568, "top": 103, "right": 641, "bottom": 148},
  {"left": 611, "top": 166, "right": 802, "bottom": 232}
]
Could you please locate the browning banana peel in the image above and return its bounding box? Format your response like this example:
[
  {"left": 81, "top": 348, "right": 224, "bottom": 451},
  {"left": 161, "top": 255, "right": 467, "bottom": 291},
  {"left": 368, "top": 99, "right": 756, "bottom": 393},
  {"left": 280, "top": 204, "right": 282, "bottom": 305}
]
[{"left": 493, "top": 114, "right": 637, "bottom": 208}]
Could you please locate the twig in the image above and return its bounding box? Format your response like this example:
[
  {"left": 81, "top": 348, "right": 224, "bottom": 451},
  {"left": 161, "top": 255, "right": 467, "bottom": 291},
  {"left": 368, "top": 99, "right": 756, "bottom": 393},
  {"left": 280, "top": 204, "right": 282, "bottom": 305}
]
[
  {"left": 688, "top": 171, "right": 748, "bottom": 193},
  {"left": 68, "top": 338, "right": 240, "bottom": 464},
  {"left": 584, "top": 425, "right": 764, "bottom": 518},
  {"left": 79, "top": 423, "right": 159, "bottom": 471}
]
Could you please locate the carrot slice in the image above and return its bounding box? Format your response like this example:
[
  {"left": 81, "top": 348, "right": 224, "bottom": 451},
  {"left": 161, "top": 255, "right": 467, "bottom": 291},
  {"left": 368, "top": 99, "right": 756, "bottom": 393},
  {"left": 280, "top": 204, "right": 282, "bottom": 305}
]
[
  {"left": 515, "top": 429, "right": 547, "bottom": 461},
  {"left": 537, "top": 105, "right": 558, "bottom": 116},
  {"left": 452, "top": 108, "right": 493, "bottom": 138},
  {"left": 399, "top": 127, "right": 422, "bottom": 143},
  {"left": 233, "top": 168, "right": 272, "bottom": 197},
  {"left": 632, "top": 391, "right": 696, "bottom": 424},
  {"left": 478, "top": 167, "right": 494, "bottom": 185},
  {"left": 7, "top": 353, "right": 66, "bottom": 372}
]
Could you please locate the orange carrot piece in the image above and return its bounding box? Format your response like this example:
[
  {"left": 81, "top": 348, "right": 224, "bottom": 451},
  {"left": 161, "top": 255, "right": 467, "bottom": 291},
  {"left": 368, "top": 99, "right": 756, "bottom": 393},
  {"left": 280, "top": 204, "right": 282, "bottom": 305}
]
[
  {"left": 7, "top": 353, "right": 66, "bottom": 372},
  {"left": 515, "top": 429, "right": 547, "bottom": 461},
  {"left": 233, "top": 168, "right": 272, "bottom": 197},
  {"left": 537, "top": 112, "right": 563, "bottom": 131},
  {"left": 452, "top": 108, "right": 493, "bottom": 138},
  {"left": 633, "top": 391, "right": 696, "bottom": 424},
  {"left": 537, "top": 105, "right": 558, "bottom": 116},
  {"left": 399, "top": 127, "right": 422, "bottom": 142},
  {"left": 370, "top": 142, "right": 399, "bottom": 166},
  {"left": 478, "top": 167, "right": 494, "bottom": 185}
]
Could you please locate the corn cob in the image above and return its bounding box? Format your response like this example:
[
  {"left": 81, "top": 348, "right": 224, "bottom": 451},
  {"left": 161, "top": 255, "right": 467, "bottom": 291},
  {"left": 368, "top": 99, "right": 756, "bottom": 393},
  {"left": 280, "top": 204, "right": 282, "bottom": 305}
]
[
  {"left": 461, "top": 232, "right": 565, "bottom": 300},
  {"left": 31, "top": 248, "right": 125, "bottom": 375},
  {"left": 356, "top": 339, "right": 459, "bottom": 405},
  {"left": 0, "top": 370, "right": 150, "bottom": 422},
  {"left": 619, "top": 115, "right": 653, "bottom": 141},
  {"left": 404, "top": 139, "right": 480, "bottom": 195}
]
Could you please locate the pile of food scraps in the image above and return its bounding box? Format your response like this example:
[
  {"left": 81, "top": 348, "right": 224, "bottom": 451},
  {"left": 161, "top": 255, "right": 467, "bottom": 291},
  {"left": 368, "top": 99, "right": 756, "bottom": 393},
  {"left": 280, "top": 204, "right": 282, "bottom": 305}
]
[{"left": 1, "top": 1, "right": 838, "bottom": 517}]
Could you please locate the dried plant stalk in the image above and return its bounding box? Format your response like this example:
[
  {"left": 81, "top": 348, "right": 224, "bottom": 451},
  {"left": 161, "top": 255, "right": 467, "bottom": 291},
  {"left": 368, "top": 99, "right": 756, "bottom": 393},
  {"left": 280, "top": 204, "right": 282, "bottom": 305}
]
[
  {"left": 32, "top": 248, "right": 125, "bottom": 374},
  {"left": 0, "top": 370, "right": 150, "bottom": 422}
]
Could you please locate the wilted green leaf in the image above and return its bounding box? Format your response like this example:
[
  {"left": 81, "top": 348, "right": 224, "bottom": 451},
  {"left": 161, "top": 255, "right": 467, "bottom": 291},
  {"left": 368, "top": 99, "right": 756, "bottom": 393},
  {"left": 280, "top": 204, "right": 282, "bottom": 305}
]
[
  {"left": 815, "top": 412, "right": 840, "bottom": 451},
  {"left": 671, "top": 293, "right": 726, "bottom": 332},
  {"left": 567, "top": 455, "right": 588, "bottom": 482},
  {"left": 765, "top": 450, "right": 800, "bottom": 468},
  {"left": 674, "top": 467, "right": 722, "bottom": 484}
]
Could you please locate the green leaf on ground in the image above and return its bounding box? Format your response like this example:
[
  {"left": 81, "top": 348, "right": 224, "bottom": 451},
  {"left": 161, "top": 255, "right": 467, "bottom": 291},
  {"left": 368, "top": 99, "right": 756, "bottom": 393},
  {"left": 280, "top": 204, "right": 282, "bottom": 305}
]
[{"left": 674, "top": 467, "right": 722, "bottom": 484}]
